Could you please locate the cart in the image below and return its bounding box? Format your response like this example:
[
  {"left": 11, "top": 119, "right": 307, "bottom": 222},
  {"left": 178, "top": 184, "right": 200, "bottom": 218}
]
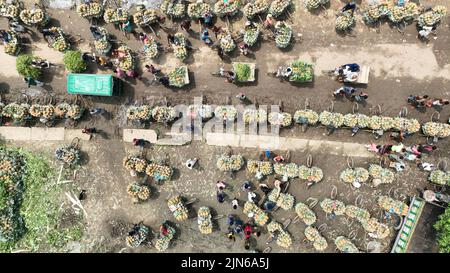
[
  {"left": 197, "top": 206, "right": 213, "bottom": 234},
  {"left": 268, "top": 61, "right": 314, "bottom": 83},
  {"left": 232, "top": 62, "right": 256, "bottom": 82},
  {"left": 323, "top": 65, "right": 370, "bottom": 84},
  {"left": 354, "top": 66, "right": 370, "bottom": 84},
  {"left": 167, "top": 195, "right": 189, "bottom": 221},
  {"left": 168, "top": 66, "right": 190, "bottom": 88}
]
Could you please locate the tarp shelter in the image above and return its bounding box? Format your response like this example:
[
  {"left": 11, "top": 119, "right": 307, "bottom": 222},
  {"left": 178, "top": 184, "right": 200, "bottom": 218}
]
[{"left": 67, "top": 73, "right": 122, "bottom": 96}]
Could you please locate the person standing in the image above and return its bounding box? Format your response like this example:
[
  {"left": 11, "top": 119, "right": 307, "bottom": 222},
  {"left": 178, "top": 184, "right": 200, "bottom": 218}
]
[
  {"left": 432, "top": 98, "right": 450, "bottom": 107},
  {"left": 180, "top": 19, "right": 191, "bottom": 32},
  {"left": 248, "top": 191, "right": 256, "bottom": 203},
  {"left": 418, "top": 26, "right": 434, "bottom": 41},
  {"left": 236, "top": 93, "right": 246, "bottom": 102},
  {"left": 24, "top": 77, "right": 44, "bottom": 88},
  {"left": 9, "top": 21, "right": 29, "bottom": 33},
  {"left": 127, "top": 70, "right": 142, "bottom": 80},
  {"left": 226, "top": 229, "right": 236, "bottom": 241},
  {"left": 145, "top": 64, "right": 161, "bottom": 75},
  {"left": 342, "top": 1, "right": 357, "bottom": 14},
  {"left": 185, "top": 158, "right": 198, "bottom": 169},
  {"left": 259, "top": 183, "right": 272, "bottom": 196},
  {"left": 217, "top": 190, "right": 225, "bottom": 203},
  {"left": 263, "top": 14, "right": 274, "bottom": 29},
  {"left": 82, "top": 127, "right": 97, "bottom": 140},
  {"left": 242, "top": 181, "right": 252, "bottom": 191},
  {"left": 418, "top": 162, "right": 434, "bottom": 171},
  {"left": 418, "top": 144, "right": 436, "bottom": 154},
  {"left": 132, "top": 138, "right": 149, "bottom": 147},
  {"left": 216, "top": 181, "right": 226, "bottom": 190},
  {"left": 231, "top": 198, "right": 239, "bottom": 209},
  {"left": 139, "top": 32, "right": 148, "bottom": 43},
  {"left": 90, "top": 108, "right": 106, "bottom": 116}
]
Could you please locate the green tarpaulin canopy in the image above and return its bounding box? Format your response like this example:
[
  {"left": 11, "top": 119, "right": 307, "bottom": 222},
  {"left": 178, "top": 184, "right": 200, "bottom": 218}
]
[{"left": 67, "top": 73, "right": 114, "bottom": 96}]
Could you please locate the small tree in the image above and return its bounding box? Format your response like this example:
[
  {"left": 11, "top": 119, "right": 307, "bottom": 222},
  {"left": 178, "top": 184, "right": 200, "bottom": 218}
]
[
  {"left": 16, "top": 54, "right": 41, "bottom": 79},
  {"left": 435, "top": 207, "right": 450, "bottom": 253},
  {"left": 63, "top": 50, "right": 87, "bottom": 73}
]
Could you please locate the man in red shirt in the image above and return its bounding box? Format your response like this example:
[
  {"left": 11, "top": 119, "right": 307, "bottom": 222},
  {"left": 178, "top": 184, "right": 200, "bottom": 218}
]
[{"left": 244, "top": 224, "right": 252, "bottom": 240}]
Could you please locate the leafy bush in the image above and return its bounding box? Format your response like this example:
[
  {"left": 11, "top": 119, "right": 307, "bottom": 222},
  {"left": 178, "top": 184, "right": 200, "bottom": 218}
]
[
  {"left": 63, "top": 50, "right": 87, "bottom": 73},
  {"left": 0, "top": 147, "right": 26, "bottom": 243},
  {"left": 435, "top": 207, "right": 450, "bottom": 253},
  {"left": 16, "top": 54, "right": 41, "bottom": 79},
  {"left": 0, "top": 147, "right": 84, "bottom": 252}
]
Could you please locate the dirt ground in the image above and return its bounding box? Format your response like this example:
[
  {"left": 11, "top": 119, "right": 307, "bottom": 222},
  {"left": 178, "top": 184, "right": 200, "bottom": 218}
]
[{"left": 1, "top": 0, "right": 450, "bottom": 253}]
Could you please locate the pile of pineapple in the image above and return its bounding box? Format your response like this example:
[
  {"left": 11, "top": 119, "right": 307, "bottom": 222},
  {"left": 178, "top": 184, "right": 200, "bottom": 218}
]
[
  {"left": 269, "top": 0, "right": 291, "bottom": 18},
  {"left": 377, "top": 195, "right": 408, "bottom": 216},
  {"left": 3, "top": 30, "right": 20, "bottom": 56},
  {"left": 295, "top": 202, "right": 317, "bottom": 226},
  {"left": 0, "top": 1, "right": 20, "bottom": 20},
  {"left": 127, "top": 182, "right": 151, "bottom": 202},
  {"left": 133, "top": 6, "right": 159, "bottom": 27},
  {"left": 160, "top": 0, "right": 186, "bottom": 18},
  {"left": 335, "top": 10, "right": 355, "bottom": 32},
  {"left": 267, "top": 221, "right": 292, "bottom": 248},
  {"left": 117, "top": 45, "right": 135, "bottom": 71},
  {"left": 319, "top": 111, "right": 344, "bottom": 129},
  {"left": 320, "top": 198, "right": 346, "bottom": 215},
  {"left": 151, "top": 106, "right": 178, "bottom": 123},
  {"left": 418, "top": 5, "right": 447, "bottom": 27},
  {"left": 274, "top": 21, "right": 292, "bottom": 48},
  {"left": 143, "top": 36, "right": 159, "bottom": 59},
  {"left": 173, "top": 33, "right": 188, "bottom": 61},
  {"left": 55, "top": 144, "right": 81, "bottom": 166},
  {"left": 126, "top": 223, "right": 149, "bottom": 248},
  {"left": 19, "top": 8, "right": 48, "bottom": 26},
  {"left": 243, "top": 0, "right": 269, "bottom": 19},
  {"left": 126, "top": 105, "right": 152, "bottom": 123},
  {"left": 103, "top": 8, "right": 128, "bottom": 23},
  {"left": 146, "top": 162, "right": 173, "bottom": 182},
  {"left": 214, "top": 0, "right": 240, "bottom": 18},
  {"left": 188, "top": 2, "right": 212, "bottom": 20},
  {"left": 197, "top": 206, "right": 213, "bottom": 234},
  {"left": 216, "top": 154, "right": 244, "bottom": 172},
  {"left": 267, "top": 187, "right": 295, "bottom": 210},
  {"left": 243, "top": 201, "right": 269, "bottom": 226},
  {"left": 214, "top": 105, "right": 237, "bottom": 121},
  {"left": 155, "top": 222, "right": 176, "bottom": 251},
  {"left": 247, "top": 159, "right": 273, "bottom": 178},
  {"left": 306, "top": 0, "right": 329, "bottom": 11},
  {"left": 422, "top": 121, "right": 450, "bottom": 138},
  {"left": 77, "top": 2, "right": 104, "bottom": 19},
  {"left": 168, "top": 195, "right": 189, "bottom": 221},
  {"left": 334, "top": 236, "right": 360, "bottom": 253},
  {"left": 49, "top": 27, "right": 69, "bottom": 52},
  {"left": 304, "top": 226, "right": 328, "bottom": 251}
]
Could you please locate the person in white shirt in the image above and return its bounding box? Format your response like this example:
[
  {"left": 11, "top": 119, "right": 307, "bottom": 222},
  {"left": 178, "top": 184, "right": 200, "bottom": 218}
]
[
  {"left": 248, "top": 192, "right": 256, "bottom": 203},
  {"left": 231, "top": 198, "right": 239, "bottom": 209},
  {"left": 418, "top": 26, "right": 433, "bottom": 40},
  {"left": 419, "top": 162, "right": 434, "bottom": 171},
  {"left": 185, "top": 158, "right": 198, "bottom": 169}
]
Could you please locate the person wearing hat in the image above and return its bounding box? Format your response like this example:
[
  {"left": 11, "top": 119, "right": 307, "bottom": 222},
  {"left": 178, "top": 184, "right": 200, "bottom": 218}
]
[{"left": 264, "top": 14, "right": 274, "bottom": 29}]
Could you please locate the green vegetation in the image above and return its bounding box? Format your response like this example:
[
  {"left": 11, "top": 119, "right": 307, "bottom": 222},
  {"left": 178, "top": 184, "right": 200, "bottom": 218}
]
[
  {"left": 289, "top": 61, "right": 313, "bottom": 82},
  {"left": 63, "top": 50, "right": 87, "bottom": 73},
  {"left": 435, "top": 207, "right": 450, "bottom": 253},
  {"left": 16, "top": 54, "right": 41, "bottom": 79},
  {"left": 0, "top": 147, "right": 84, "bottom": 252},
  {"left": 234, "top": 63, "right": 251, "bottom": 82}
]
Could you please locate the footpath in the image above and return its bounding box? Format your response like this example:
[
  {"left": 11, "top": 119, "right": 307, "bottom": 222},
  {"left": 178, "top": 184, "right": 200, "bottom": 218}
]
[{"left": 1, "top": 127, "right": 375, "bottom": 158}]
